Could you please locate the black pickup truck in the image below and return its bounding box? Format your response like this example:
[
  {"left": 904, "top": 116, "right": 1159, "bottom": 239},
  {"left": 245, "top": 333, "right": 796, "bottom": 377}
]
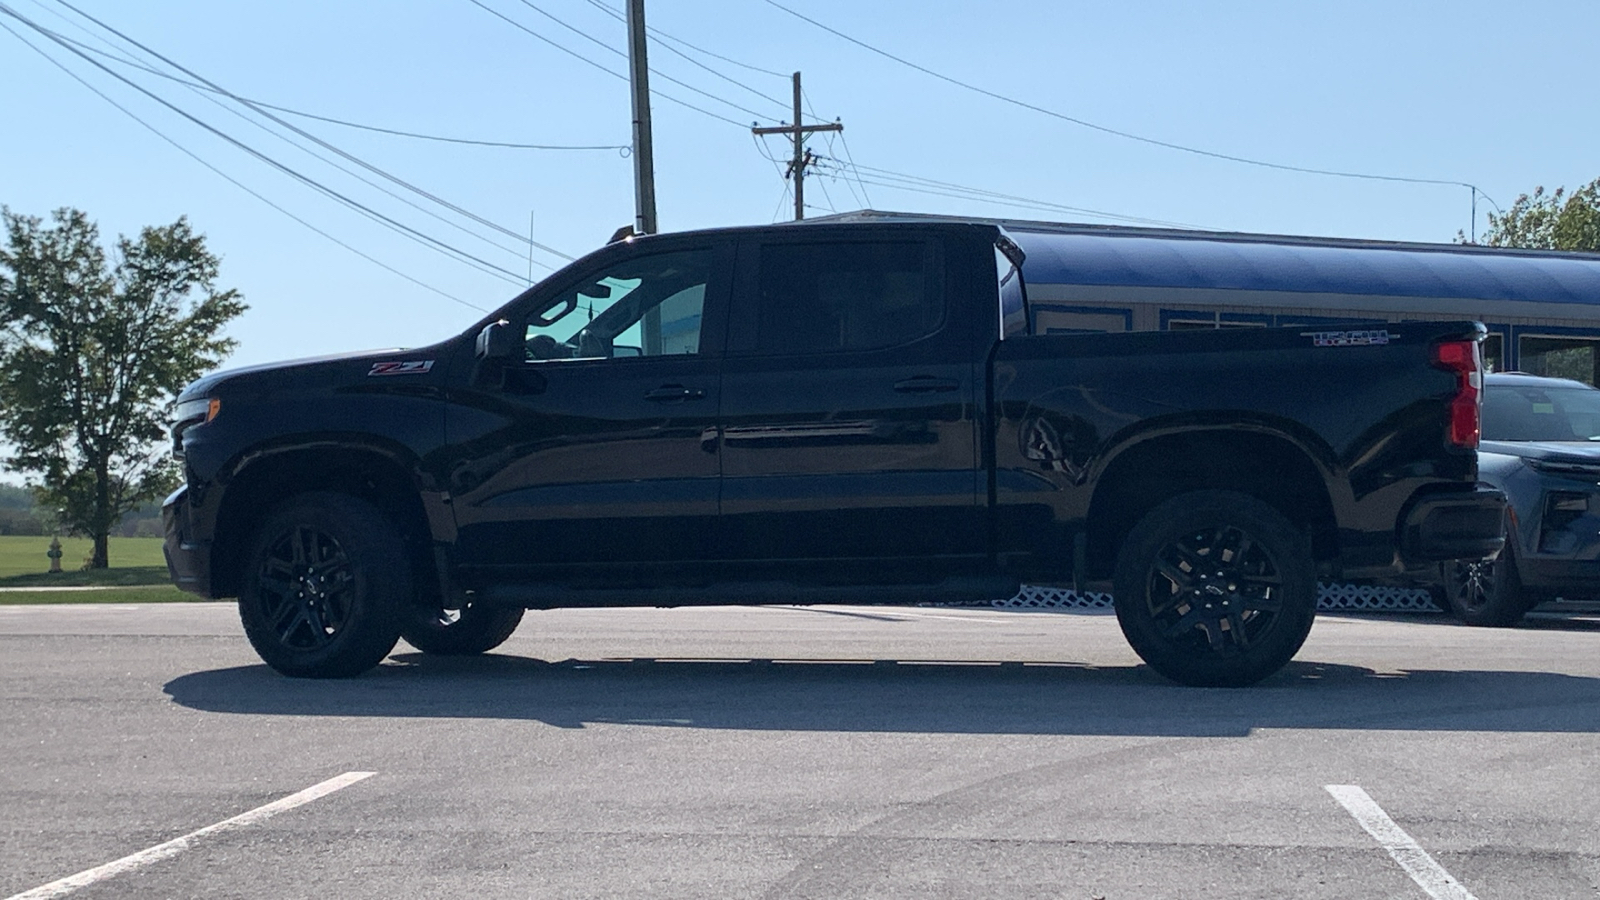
[{"left": 164, "top": 217, "right": 1505, "bottom": 686}]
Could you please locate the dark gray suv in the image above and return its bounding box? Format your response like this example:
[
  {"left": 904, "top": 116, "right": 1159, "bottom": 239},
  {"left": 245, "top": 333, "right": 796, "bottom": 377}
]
[{"left": 1440, "top": 372, "right": 1600, "bottom": 625}]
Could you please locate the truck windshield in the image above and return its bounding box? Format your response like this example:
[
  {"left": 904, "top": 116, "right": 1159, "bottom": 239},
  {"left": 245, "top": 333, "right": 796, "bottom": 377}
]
[{"left": 1483, "top": 382, "right": 1600, "bottom": 442}]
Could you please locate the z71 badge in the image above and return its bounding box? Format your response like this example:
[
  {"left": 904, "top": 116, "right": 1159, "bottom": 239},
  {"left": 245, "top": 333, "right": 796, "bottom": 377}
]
[{"left": 367, "top": 360, "right": 435, "bottom": 376}]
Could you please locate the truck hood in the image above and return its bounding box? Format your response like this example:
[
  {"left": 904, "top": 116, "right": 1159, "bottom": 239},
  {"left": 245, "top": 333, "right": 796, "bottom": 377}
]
[
  {"left": 178, "top": 348, "right": 407, "bottom": 400},
  {"left": 1479, "top": 439, "right": 1600, "bottom": 464}
]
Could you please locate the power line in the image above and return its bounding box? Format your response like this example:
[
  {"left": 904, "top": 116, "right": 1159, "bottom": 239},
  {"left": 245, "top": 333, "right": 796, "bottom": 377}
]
[
  {"left": 6, "top": 2, "right": 530, "bottom": 284},
  {"left": 583, "top": 0, "right": 791, "bottom": 80},
  {"left": 844, "top": 173, "right": 1203, "bottom": 230},
  {"left": 506, "top": 0, "right": 777, "bottom": 121},
  {"left": 833, "top": 129, "right": 873, "bottom": 208},
  {"left": 48, "top": 0, "right": 576, "bottom": 265},
  {"left": 768, "top": 179, "right": 794, "bottom": 224},
  {"left": 802, "top": 85, "right": 865, "bottom": 209},
  {"left": 464, "top": 0, "right": 746, "bottom": 129},
  {"left": 21, "top": 10, "right": 530, "bottom": 265},
  {"left": 849, "top": 171, "right": 1204, "bottom": 228},
  {"left": 28, "top": 11, "right": 538, "bottom": 264},
  {"left": 46, "top": 23, "right": 556, "bottom": 265},
  {"left": 765, "top": 0, "right": 1502, "bottom": 216},
  {"left": 160, "top": 57, "right": 538, "bottom": 265},
  {"left": 817, "top": 131, "right": 860, "bottom": 210},
  {"left": 751, "top": 128, "right": 799, "bottom": 223},
  {"left": 751, "top": 131, "right": 796, "bottom": 198},
  {"left": 263, "top": 105, "right": 626, "bottom": 152},
  {"left": 465, "top": 0, "right": 758, "bottom": 129},
  {"left": 576, "top": 0, "right": 790, "bottom": 113},
  {"left": 31, "top": 28, "right": 628, "bottom": 151},
  {"left": 0, "top": 18, "right": 489, "bottom": 312},
  {"left": 815, "top": 156, "right": 1208, "bottom": 229},
  {"left": 810, "top": 161, "right": 838, "bottom": 214}
]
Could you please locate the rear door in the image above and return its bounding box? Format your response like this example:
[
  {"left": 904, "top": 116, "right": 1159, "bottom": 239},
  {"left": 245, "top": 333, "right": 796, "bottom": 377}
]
[{"left": 716, "top": 229, "right": 984, "bottom": 575}]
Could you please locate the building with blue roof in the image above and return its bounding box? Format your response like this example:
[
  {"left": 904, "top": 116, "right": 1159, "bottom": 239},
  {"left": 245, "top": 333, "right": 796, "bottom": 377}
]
[{"left": 807, "top": 210, "right": 1600, "bottom": 381}]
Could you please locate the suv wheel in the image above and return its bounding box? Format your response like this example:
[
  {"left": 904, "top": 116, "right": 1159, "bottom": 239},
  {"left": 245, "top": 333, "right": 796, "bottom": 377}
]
[{"left": 1440, "top": 545, "right": 1532, "bottom": 627}]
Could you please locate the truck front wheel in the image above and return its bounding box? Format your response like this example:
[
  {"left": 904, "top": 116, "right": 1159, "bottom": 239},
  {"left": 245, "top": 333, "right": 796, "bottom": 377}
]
[
  {"left": 1113, "top": 490, "right": 1317, "bottom": 687},
  {"left": 237, "top": 492, "right": 406, "bottom": 678}
]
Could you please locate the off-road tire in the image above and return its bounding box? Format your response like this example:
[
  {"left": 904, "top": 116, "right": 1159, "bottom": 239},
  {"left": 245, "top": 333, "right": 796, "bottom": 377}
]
[
  {"left": 237, "top": 492, "right": 407, "bottom": 678},
  {"left": 400, "top": 599, "right": 524, "bottom": 656},
  {"left": 1113, "top": 490, "right": 1318, "bottom": 687}
]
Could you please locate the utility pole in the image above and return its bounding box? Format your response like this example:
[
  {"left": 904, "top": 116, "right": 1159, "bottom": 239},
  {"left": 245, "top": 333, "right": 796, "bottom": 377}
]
[
  {"left": 626, "top": 0, "right": 657, "bottom": 235},
  {"left": 752, "top": 72, "right": 842, "bottom": 221}
]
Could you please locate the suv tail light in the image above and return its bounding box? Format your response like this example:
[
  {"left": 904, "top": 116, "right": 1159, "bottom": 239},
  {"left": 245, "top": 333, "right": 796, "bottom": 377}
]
[{"left": 1432, "top": 339, "right": 1482, "bottom": 449}]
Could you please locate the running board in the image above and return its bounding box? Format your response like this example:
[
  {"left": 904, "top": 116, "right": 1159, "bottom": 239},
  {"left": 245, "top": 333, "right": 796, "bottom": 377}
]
[{"left": 478, "top": 576, "right": 1021, "bottom": 610}]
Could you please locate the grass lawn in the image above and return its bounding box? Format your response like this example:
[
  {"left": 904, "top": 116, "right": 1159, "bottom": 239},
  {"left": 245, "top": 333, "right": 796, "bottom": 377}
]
[
  {"left": 0, "top": 534, "right": 166, "bottom": 576},
  {"left": 0, "top": 536, "right": 182, "bottom": 598}
]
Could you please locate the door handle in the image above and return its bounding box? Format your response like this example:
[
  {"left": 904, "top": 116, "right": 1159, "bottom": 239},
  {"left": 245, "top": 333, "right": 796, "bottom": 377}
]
[
  {"left": 893, "top": 376, "right": 960, "bottom": 394},
  {"left": 644, "top": 384, "right": 706, "bottom": 402}
]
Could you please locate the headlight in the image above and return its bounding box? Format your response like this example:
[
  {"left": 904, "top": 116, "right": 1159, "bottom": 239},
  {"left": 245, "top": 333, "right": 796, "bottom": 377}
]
[
  {"left": 172, "top": 397, "right": 221, "bottom": 425},
  {"left": 170, "top": 398, "right": 221, "bottom": 461}
]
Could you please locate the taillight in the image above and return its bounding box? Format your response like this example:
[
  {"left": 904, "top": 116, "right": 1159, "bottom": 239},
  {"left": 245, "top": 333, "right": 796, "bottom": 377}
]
[{"left": 1432, "top": 339, "right": 1481, "bottom": 449}]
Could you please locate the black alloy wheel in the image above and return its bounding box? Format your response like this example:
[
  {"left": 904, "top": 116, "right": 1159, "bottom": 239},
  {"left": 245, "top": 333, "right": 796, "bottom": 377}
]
[
  {"left": 1440, "top": 546, "right": 1531, "bottom": 627},
  {"left": 1114, "top": 490, "right": 1318, "bottom": 687},
  {"left": 238, "top": 493, "right": 406, "bottom": 678},
  {"left": 257, "top": 526, "right": 355, "bottom": 651}
]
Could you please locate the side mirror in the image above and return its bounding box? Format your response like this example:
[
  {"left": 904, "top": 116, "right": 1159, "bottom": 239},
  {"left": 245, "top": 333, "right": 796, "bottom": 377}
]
[{"left": 475, "top": 321, "right": 516, "bottom": 360}]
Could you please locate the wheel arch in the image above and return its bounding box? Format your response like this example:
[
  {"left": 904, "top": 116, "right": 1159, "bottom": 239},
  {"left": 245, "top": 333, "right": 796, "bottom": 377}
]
[
  {"left": 1083, "top": 426, "right": 1338, "bottom": 581},
  {"left": 210, "top": 441, "right": 437, "bottom": 600}
]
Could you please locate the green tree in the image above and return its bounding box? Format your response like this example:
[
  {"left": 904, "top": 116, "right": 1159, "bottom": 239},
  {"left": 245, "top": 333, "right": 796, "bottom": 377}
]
[
  {"left": 0, "top": 207, "right": 245, "bottom": 567},
  {"left": 1477, "top": 177, "right": 1600, "bottom": 251}
]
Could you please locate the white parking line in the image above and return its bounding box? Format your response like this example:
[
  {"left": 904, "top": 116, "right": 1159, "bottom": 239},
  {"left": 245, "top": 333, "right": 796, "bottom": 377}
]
[
  {"left": 1326, "top": 784, "right": 1478, "bottom": 900},
  {"left": 5, "top": 771, "right": 375, "bottom": 900}
]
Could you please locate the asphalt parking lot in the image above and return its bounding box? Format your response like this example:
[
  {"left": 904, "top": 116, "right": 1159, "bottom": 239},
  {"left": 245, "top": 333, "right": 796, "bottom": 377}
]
[{"left": 2, "top": 603, "right": 1598, "bottom": 899}]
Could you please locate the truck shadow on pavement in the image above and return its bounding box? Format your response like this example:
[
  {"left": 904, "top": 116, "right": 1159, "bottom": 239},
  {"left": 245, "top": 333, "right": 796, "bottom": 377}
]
[{"left": 164, "top": 653, "right": 1600, "bottom": 737}]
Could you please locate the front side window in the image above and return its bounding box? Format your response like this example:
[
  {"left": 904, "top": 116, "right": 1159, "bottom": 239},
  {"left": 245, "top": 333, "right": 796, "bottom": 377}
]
[
  {"left": 524, "top": 249, "right": 710, "bottom": 360},
  {"left": 752, "top": 241, "right": 941, "bottom": 355}
]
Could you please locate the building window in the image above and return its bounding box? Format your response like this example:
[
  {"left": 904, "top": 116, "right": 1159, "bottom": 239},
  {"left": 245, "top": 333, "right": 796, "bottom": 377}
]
[
  {"left": 1033, "top": 307, "right": 1130, "bottom": 334},
  {"left": 1518, "top": 335, "right": 1600, "bottom": 385}
]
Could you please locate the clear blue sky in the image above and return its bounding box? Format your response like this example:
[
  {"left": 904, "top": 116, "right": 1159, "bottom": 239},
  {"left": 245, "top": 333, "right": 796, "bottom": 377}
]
[{"left": 2, "top": 0, "right": 1596, "bottom": 369}]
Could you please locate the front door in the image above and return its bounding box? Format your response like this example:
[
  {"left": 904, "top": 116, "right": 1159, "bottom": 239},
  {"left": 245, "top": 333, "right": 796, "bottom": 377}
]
[{"left": 446, "top": 242, "right": 731, "bottom": 581}]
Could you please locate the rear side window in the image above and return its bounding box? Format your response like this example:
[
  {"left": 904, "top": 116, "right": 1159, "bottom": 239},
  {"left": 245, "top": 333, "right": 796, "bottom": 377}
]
[{"left": 753, "top": 241, "right": 942, "bottom": 355}]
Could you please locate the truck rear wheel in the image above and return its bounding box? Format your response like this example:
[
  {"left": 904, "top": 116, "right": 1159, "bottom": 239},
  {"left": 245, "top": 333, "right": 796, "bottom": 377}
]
[
  {"left": 400, "top": 600, "right": 524, "bottom": 656},
  {"left": 237, "top": 492, "right": 406, "bottom": 678},
  {"left": 1113, "top": 490, "right": 1317, "bottom": 687}
]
